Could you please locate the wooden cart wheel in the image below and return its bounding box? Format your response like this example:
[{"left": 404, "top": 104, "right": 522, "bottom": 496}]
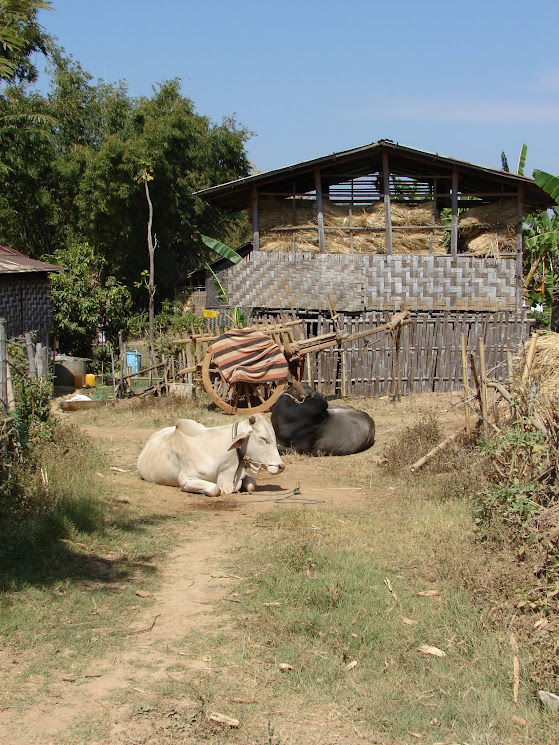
[{"left": 201, "top": 351, "right": 286, "bottom": 415}]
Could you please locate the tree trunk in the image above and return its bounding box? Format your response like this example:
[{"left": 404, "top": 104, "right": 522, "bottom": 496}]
[{"left": 145, "top": 180, "right": 157, "bottom": 370}]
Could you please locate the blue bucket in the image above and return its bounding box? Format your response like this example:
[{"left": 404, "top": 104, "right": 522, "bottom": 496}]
[{"left": 126, "top": 350, "right": 141, "bottom": 374}]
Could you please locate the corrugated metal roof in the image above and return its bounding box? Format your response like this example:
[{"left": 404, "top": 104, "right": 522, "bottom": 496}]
[
  {"left": 0, "top": 244, "right": 65, "bottom": 275},
  {"left": 195, "top": 140, "right": 555, "bottom": 212}
]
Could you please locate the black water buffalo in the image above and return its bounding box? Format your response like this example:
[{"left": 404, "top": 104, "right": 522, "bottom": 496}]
[{"left": 271, "top": 381, "right": 375, "bottom": 456}]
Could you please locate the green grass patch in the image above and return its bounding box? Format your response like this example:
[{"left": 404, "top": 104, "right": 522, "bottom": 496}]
[
  {"left": 0, "top": 418, "right": 188, "bottom": 715},
  {"left": 224, "top": 508, "right": 559, "bottom": 744}
]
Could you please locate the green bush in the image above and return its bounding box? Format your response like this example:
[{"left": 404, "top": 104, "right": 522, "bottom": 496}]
[{"left": 0, "top": 420, "right": 106, "bottom": 585}]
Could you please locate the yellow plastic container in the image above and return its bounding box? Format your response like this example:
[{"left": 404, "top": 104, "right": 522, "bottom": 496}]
[
  {"left": 85, "top": 373, "right": 96, "bottom": 388},
  {"left": 202, "top": 309, "right": 219, "bottom": 318}
]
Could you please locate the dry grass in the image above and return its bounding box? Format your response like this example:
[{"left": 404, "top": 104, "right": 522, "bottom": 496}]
[{"left": 519, "top": 331, "right": 559, "bottom": 397}]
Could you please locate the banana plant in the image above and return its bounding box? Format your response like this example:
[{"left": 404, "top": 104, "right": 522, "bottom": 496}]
[
  {"left": 201, "top": 235, "right": 245, "bottom": 328},
  {"left": 523, "top": 169, "right": 559, "bottom": 325}
]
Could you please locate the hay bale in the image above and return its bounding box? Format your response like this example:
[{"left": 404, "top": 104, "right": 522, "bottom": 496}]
[
  {"left": 459, "top": 200, "right": 518, "bottom": 234},
  {"left": 257, "top": 197, "right": 317, "bottom": 230},
  {"left": 466, "top": 230, "right": 517, "bottom": 256},
  {"left": 457, "top": 199, "right": 518, "bottom": 256}
]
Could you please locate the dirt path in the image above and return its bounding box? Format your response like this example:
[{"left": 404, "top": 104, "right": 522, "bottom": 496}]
[{"left": 0, "top": 394, "right": 465, "bottom": 744}]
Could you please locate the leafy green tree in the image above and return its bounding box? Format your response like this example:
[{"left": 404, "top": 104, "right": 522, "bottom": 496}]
[
  {"left": 0, "top": 54, "right": 251, "bottom": 312},
  {"left": 48, "top": 241, "right": 132, "bottom": 357},
  {"left": 0, "top": 83, "right": 57, "bottom": 238},
  {"left": 0, "top": 0, "right": 52, "bottom": 84},
  {"left": 74, "top": 78, "right": 251, "bottom": 293}
]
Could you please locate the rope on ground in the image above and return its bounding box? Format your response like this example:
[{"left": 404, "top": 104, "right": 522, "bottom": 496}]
[{"left": 195, "top": 486, "right": 324, "bottom": 505}]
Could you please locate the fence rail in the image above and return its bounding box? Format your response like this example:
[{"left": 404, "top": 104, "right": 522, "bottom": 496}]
[{"left": 252, "top": 309, "right": 530, "bottom": 397}]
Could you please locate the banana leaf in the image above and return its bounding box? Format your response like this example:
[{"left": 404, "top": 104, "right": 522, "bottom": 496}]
[
  {"left": 201, "top": 235, "right": 242, "bottom": 264},
  {"left": 517, "top": 143, "right": 528, "bottom": 176},
  {"left": 533, "top": 170, "right": 559, "bottom": 205}
]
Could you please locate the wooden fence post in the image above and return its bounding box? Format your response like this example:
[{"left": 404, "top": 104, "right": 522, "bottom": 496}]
[
  {"left": 461, "top": 333, "right": 471, "bottom": 437},
  {"left": 35, "top": 342, "right": 47, "bottom": 379},
  {"left": 479, "top": 337, "right": 488, "bottom": 437},
  {"left": 0, "top": 318, "right": 7, "bottom": 413},
  {"left": 118, "top": 331, "right": 125, "bottom": 396},
  {"left": 25, "top": 332, "right": 37, "bottom": 378}
]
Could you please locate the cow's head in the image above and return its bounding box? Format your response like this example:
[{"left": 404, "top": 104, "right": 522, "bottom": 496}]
[{"left": 228, "top": 415, "right": 285, "bottom": 474}]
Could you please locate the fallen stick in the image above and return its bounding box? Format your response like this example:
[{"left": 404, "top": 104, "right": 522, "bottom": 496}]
[
  {"left": 410, "top": 424, "right": 480, "bottom": 473},
  {"left": 126, "top": 614, "right": 161, "bottom": 636}
]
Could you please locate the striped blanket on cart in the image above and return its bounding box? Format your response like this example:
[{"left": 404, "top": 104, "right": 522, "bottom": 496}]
[{"left": 209, "top": 327, "right": 289, "bottom": 385}]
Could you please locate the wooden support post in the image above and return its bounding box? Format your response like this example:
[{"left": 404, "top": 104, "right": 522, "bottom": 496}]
[
  {"left": 451, "top": 168, "right": 459, "bottom": 257},
  {"left": 469, "top": 353, "right": 481, "bottom": 409},
  {"left": 185, "top": 349, "right": 193, "bottom": 395},
  {"left": 291, "top": 180, "right": 296, "bottom": 257},
  {"left": 118, "top": 330, "right": 124, "bottom": 394},
  {"left": 315, "top": 167, "right": 326, "bottom": 253},
  {"left": 461, "top": 333, "right": 471, "bottom": 437},
  {"left": 251, "top": 186, "right": 259, "bottom": 251},
  {"left": 162, "top": 354, "right": 168, "bottom": 390},
  {"left": 507, "top": 350, "right": 514, "bottom": 388},
  {"left": 110, "top": 347, "right": 117, "bottom": 399},
  {"left": 429, "top": 178, "right": 437, "bottom": 254},
  {"left": 349, "top": 178, "right": 355, "bottom": 255},
  {"left": 382, "top": 151, "right": 393, "bottom": 254},
  {"left": 0, "top": 318, "right": 7, "bottom": 412},
  {"left": 516, "top": 186, "right": 524, "bottom": 311},
  {"left": 25, "top": 332, "right": 37, "bottom": 378},
  {"left": 391, "top": 326, "right": 402, "bottom": 402},
  {"left": 479, "top": 338, "right": 488, "bottom": 436},
  {"left": 6, "top": 360, "right": 15, "bottom": 411},
  {"left": 35, "top": 343, "right": 46, "bottom": 379},
  {"left": 521, "top": 334, "right": 538, "bottom": 390}
]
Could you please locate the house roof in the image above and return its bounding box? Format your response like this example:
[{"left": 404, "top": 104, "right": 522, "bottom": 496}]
[
  {"left": 0, "top": 244, "right": 65, "bottom": 275},
  {"left": 195, "top": 140, "right": 555, "bottom": 213}
]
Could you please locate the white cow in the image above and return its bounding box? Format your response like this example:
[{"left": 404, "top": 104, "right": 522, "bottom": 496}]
[{"left": 137, "top": 414, "right": 285, "bottom": 497}]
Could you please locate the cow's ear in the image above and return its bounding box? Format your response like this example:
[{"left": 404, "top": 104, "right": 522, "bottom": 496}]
[{"left": 228, "top": 420, "right": 252, "bottom": 450}]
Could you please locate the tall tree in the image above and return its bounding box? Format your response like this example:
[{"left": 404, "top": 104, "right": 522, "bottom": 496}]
[
  {"left": 74, "top": 78, "right": 251, "bottom": 294},
  {"left": 0, "top": 56, "right": 251, "bottom": 306},
  {"left": 134, "top": 162, "right": 157, "bottom": 368}
]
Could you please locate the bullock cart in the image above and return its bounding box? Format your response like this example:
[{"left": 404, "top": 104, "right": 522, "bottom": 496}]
[{"left": 198, "top": 309, "right": 411, "bottom": 415}]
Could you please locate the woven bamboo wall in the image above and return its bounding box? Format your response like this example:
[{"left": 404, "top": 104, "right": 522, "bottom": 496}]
[
  {"left": 204, "top": 251, "right": 526, "bottom": 396},
  {"left": 208, "top": 252, "right": 519, "bottom": 313},
  {"left": 0, "top": 274, "right": 53, "bottom": 343}
]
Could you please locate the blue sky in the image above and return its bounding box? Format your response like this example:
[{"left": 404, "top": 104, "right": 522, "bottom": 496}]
[{"left": 37, "top": 0, "right": 559, "bottom": 178}]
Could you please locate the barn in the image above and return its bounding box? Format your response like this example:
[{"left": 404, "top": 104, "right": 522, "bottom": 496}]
[
  {"left": 195, "top": 140, "right": 554, "bottom": 396},
  {"left": 0, "top": 244, "right": 64, "bottom": 344}
]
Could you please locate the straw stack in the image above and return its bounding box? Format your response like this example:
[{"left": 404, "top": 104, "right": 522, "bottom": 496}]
[
  {"left": 520, "top": 332, "right": 559, "bottom": 397},
  {"left": 459, "top": 200, "right": 518, "bottom": 256},
  {"left": 257, "top": 196, "right": 447, "bottom": 254}
]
